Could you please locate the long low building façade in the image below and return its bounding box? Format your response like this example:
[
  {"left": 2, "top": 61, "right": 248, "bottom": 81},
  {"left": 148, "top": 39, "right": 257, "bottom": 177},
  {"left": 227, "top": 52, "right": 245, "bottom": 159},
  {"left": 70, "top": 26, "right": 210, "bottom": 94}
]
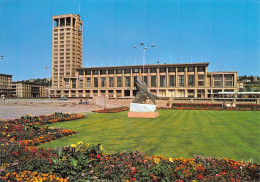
[{"left": 50, "top": 62, "right": 238, "bottom": 99}]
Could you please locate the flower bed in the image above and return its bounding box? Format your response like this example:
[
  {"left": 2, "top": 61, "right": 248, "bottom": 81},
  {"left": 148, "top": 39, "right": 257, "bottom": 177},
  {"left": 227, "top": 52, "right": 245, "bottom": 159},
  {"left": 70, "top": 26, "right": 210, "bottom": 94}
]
[
  {"left": 1, "top": 142, "right": 259, "bottom": 181},
  {"left": 159, "top": 103, "right": 260, "bottom": 111},
  {"left": 93, "top": 106, "right": 129, "bottom": 113},
  {"left": 0, "top": 113, "right": 259, "bottom": 181}
]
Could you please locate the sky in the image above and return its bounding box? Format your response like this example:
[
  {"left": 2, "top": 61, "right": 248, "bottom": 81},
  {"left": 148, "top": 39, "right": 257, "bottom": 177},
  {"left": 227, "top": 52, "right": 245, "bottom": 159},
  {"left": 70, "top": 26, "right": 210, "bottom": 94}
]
[{"left": 0, "top": 0, "right": 259, "bottom": 81}]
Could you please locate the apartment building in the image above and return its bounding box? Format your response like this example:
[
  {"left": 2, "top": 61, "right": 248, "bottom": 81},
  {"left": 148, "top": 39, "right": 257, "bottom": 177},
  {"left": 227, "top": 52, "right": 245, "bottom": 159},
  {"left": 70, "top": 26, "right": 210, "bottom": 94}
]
[
  {"left": 12, "top": 82, "right": 47, "bottom": 98},
  {"left": 0, "top": 73, "right": 13, "bottom": 98},
  {"left": 50, "top": 63, "right": 237, "bottom": 98},
  {"left": 52, "top": 14, "right": 83, "bottom": 89}
]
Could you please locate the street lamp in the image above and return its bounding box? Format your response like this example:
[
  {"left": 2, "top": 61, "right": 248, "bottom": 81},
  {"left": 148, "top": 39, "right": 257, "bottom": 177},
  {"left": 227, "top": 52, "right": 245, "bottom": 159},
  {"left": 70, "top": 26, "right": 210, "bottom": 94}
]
[
  {"left": 132, "top": 43, "right": 155, "bottom": 80},
  {"left": 45, "top": 66, "right": 51, "bottom": 100}
]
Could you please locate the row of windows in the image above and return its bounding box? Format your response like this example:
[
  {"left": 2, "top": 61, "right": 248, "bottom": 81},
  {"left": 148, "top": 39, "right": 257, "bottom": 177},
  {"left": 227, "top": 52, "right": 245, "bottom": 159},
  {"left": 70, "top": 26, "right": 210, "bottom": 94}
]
[
  {"left": 78, "top": 66, "right": 206, "bottom": 75},
  {"left": 73, "top": 75, "right": 207, "bottom": 88}
]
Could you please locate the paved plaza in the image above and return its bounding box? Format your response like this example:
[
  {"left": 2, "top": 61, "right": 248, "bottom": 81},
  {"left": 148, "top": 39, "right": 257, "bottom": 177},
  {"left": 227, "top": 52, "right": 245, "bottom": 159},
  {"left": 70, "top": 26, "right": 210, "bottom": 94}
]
[
  {"left": 0, "top": 105, "right": 98, "bottom": 119},
  {"left": 0, "top": 99, "right": 128, "bottom": 119}
]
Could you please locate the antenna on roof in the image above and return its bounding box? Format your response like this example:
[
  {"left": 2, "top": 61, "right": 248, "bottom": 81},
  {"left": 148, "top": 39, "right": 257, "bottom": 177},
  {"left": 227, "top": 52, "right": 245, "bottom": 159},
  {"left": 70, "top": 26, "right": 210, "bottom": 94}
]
[{"left": 79, "top": 2, "right": 80, "bottom": 15}]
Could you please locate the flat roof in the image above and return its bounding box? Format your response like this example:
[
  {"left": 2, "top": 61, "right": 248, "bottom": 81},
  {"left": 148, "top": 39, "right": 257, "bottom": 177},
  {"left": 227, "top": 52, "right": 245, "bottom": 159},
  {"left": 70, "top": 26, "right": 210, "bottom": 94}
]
[
  {"left": 77, "top": 62, "right": 210, "bottom": 71},
  {"left": 208, "top": 71, "right": 237, "bottom": 74},
  {"left": 0, "top": 73, "right": 13, "bottom": 77},
  {"left": 218, "top": 92, "right": 260, "bottom": 94}
]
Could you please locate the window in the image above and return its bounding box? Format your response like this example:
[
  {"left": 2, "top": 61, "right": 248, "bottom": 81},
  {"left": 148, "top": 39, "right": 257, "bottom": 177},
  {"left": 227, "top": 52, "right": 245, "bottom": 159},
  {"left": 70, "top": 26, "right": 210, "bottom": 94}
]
[
  {"left": 109, "top": 77, "right": 114, "bottom": 87},
  {"left": 143, "top": 76, "right": 147, "bottom": 84},
  {"left": 214, "top": 75, "right": 222, "bottom": 87},
  {"left": 141, "top": 68, "right": 148, "bottom": 73},
  {"left": 94, "top": 77, "right": 98, "bottom": 87},
  {"left": 150, "top": 68, "right": 156, "bottom": 73},
  {"left": 179, "top": 75, "right": 184, "bottom": 86},
  {"left": 188, "top": 75, "right": 194, "bottom": 86},
  {"left": 198, "top": 75, "right": 204, "bottom": 86},
  {"left": 198, "top": 66, "right": 205, "bottom": 72},
  {"left": 125, "top": 76, "right": 131, "bottom": 87},
  {"left": 100, "top": 70, "right": 106, "bottom": 75},
  {"left": 133, "top": 68, "right": 139, "bottom": 73},
  {"left": 85, "top": 70, "right": 91, "bottom": 75},
  {"left": 178, "top": 67, "right": 185, "bottom": 72},
  {"left": 151, "top": 76, "right": 157, "bottom": 87},
  {"left": 159, "top": 67, "right": 166, "bottom": 73},
  {"left": 116, "top": 69, "right": 122, "bottom": 74},
  {"left": 86, "top": 78, "right": 91, "bottom": 87},
  {"left": 108, "top": 70, "right": 114, "bottom": 74},
  {"left": 188, "top": 67, "right": 194, "bottom": 72},
  {"left": 93, "top": 70, "right": 99, "bottom": 75},
  {"left": 169, "top": 75, "right": 175, "bottom": 87},
  {"left": 79, "top": 71, "right": 84, "bottom": 75},
  {"left": 160, "top": 76, "right": 166, "bottom": 87},
  {"left": 117, "top": 77, "right": 122, "bottom": 87},
  {"left": 101, "top": 77, "right": 106, "bottom": 87},
  {"left": 225, "top": 81, "right": 233, "bottom": 87},
  {"left": 124, "top": 69, "right": 130, "bottom": 74},
  {"left": 168, "top": 67, "right": 176, "bottom": 72},
  {"left": 225, "top": 75, "right": 233, "bottom": 80}
]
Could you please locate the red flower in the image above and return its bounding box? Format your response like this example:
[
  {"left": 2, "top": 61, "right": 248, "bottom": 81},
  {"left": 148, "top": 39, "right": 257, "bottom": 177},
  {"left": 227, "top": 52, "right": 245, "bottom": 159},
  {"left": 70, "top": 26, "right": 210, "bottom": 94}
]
[
  {"left": 131, "top": 168, "right": 137, "bottom": 175},
  {"left": 233, "top": 166, "right": 237, "bottom": 169},
  {"left": 198, "top": 175, "right": 204, "bottom": 180},
  {"left": 230, "top": 178, "right": 235, "bottom": 181},
  {"left": 130, "top": 178, "right": 136, "bottom": 181},
  {"left": 97, "top": 155, "right": 101, "bottom": 159}
]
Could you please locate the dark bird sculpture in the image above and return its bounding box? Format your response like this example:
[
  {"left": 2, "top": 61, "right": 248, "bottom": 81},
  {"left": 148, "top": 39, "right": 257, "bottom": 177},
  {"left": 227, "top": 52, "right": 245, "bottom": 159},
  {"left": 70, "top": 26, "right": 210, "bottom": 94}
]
[{"left": 132, "top": 75, "right": 160, "bottom": 105}]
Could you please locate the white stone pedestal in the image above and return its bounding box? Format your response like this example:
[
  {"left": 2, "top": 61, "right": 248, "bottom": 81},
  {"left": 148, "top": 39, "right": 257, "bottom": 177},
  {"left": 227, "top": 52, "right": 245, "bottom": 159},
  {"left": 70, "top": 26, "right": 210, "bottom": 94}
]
[{"left": 130, "top": 103, "right": 156, "bottom": 112}]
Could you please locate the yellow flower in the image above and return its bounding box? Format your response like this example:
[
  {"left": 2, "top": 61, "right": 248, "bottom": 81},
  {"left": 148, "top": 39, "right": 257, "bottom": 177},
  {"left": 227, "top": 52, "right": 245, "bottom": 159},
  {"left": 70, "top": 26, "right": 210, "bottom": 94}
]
[
  {"left": 169, "top": 158, "right": 174, "bottom": 162},
  {"left": 154, "top": 157, "right": 160, "bottom": 164},
  {"left": 29, "top": 114, "right": 31, "bottom": 117},
  {"left": 100, "top": 145, "right": 103, "bottom": 150},
  {"left": 7, "top": 135, "right": 10, "bottom": 137},
  {"left": 70, "top": 144, "right": 76, "bottom": 148},
  {"left": 77, "top": 141, "right": 83, "bottom": 145},
  {"left": 2, "top": 132, "right": 6, "bottom": 135},
  {"left": 192, "top": 180, "right": 197, "bottom": 182},
  {"left": 86, "top": 143, "right": 89, "bottom": 147}
]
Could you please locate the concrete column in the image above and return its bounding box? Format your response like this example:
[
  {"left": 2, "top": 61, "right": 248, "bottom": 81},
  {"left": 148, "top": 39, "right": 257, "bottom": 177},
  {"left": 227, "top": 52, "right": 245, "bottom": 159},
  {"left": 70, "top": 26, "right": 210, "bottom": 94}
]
[
  {"left": 195, "top": 67, "right": 198, "bottom": 87},
  {"left": 157, "top": 67, "right": 159, "bottom": 88},
  {"left": 194, "top": 89, "right": 197, "bottom": 98},
  {"left": 176, "top": 67, "right": 178, "bottom": 87},
  {"left": 185, "top": 67, "right": 188, "bottom": 87},
  {"left": 204, "top": 66, "right": 207, "bottom": 87},
  {"left": 166, "top": 67, "right": 169, "bottom": 87},
  {"left": 222, "top": 74, "right": 225, "bottom": 87}
]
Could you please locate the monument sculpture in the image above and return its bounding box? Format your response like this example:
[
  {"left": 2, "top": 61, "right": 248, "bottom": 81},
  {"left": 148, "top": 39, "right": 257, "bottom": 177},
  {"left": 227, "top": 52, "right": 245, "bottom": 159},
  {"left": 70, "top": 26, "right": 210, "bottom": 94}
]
[{"left": 128, "top": 76, "right": 159, "bottom": 118}]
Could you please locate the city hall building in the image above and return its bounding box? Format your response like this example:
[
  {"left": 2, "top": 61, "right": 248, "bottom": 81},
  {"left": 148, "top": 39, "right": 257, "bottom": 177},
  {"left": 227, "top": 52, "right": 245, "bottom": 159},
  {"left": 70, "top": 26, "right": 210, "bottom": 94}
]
[
  {"left": 50, "top": 14, "right": 238, "bottom": 99},
  {"left": 12, "top": 82, "right": 48, "bottom": 98}
]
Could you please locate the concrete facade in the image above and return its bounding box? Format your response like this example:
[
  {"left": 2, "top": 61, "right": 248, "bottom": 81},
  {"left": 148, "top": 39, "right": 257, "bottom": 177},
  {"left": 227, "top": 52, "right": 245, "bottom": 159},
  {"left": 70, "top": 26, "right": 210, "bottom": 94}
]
[
  {"left": 12, "top": 82, "right": 48, "bottom": 98},
  {"left": 52, "top": 14, "right": 83, "bottom": 89},
  {"left": 0, "top": 73, "right": 13, "bottom": 98},
  {"left": 50, "top": 63, "right": 237, "bottom": 99},
  {"left": 50, "top": 14, "right": 238, "bottom": 99}
]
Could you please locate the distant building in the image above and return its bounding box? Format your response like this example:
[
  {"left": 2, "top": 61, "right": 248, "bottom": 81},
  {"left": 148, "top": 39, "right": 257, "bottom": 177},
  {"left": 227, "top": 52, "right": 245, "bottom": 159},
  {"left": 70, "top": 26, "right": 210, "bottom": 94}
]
[
  {"left": 12, "top": 82, "right": 48, "bottom": 98},
  {"left": 0, "top": 73, "right": 13, "bottom": 99}
]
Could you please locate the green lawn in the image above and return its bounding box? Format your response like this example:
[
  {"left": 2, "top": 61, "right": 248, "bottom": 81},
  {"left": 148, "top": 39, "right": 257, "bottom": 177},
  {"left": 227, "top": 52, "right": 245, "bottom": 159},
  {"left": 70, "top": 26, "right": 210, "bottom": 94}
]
[{"left": 39, "top": 110, "right": 260, "bottom": 163}]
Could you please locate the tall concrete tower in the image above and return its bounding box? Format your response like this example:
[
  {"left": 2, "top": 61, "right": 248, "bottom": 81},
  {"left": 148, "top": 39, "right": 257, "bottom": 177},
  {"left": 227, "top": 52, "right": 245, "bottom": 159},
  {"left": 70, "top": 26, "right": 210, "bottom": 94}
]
[{"left": 52, "top": 14, "right": 83, "bottom": 88}]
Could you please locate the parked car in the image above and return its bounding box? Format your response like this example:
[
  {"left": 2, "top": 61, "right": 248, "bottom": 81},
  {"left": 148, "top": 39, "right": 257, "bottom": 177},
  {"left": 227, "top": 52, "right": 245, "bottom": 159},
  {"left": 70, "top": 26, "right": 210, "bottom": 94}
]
[{"left": 59, "top": 97, "right": 67, "bottom": 100}]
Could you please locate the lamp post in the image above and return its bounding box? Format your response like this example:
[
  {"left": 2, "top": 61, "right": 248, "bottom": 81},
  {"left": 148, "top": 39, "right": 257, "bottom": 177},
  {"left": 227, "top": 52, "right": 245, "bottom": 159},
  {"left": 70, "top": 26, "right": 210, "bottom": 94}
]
[
  {"left": 45, "top": 66, "right": 51, "bottom": 100},
  {"left": 133, "top": 43, "right": 155, "bottom": 80}
]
